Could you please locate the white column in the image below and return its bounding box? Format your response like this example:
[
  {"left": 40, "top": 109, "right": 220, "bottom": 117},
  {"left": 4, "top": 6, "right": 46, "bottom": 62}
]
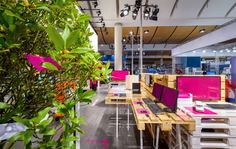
[
  {"left": 172, "top": 57, "right": 176, "bottom": 74},
  {"left": 114, "top": 23, "right": 123, "bottom": 70},
  {"left": 139, "top": 7, "right": 143, "bottom": 73}
]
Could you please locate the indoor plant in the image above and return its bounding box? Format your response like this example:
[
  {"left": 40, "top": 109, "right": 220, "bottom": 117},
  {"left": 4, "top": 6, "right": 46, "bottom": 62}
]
[{"left": 0, "top": 0, "right": 111, "bottom": 148}]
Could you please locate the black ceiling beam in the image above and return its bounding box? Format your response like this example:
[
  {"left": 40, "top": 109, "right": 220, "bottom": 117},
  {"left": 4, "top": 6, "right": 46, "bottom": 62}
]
[
  {"left": 100, "top": 27, "right": 107, "bottom": 44},
  {"left": 147, "top": 26, "right": 158, "bottom": 46},
  {"left": 197, "top": 0, "right": 210, "bottom": 17},
  {"left": 164, "top": 26, "right": 178, "bottom": 48},
  {"left": 87, "top": 1, "right": 94, "bottom": 17},
  {"left": 225, "top": 2, "right": 236, "bottom": 17},
  {"left": 170, "top": 0, "right": 179, "bottom": 17},
  {"left": 180, "top": 26, "right": 198, "bottom": 43}
]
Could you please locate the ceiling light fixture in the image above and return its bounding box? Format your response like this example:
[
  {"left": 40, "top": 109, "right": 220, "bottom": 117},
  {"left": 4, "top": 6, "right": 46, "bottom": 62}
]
[
  {"left": 130, "top": 31, "right": 133, "bottom": 35},
  {"left": 199, "top": 29, "right": 206, "bottom": 33},
  {"left": 220, "top": 50, "right": 223, "bottom": 53},
  {"left": 120, "top": 4, "right": 130, "bottom": 17},
  {"left": 93, "top": 1, "right": 98, "bottom": 8},
  {"left": 132, "top": 7, "right": 139, "bottom": 20},
  {"left": 150, "top": 5, "right": 159, "bottom": 21},
  {"left": 99, "top": 17, "right": 103, "bottom": 23},
  {"left": 120, "top": 1, "right": 159, "bottom": 21},
  {"left": 97, "top": 10, "right": 101, "bottom": 16},
  {"left": 213, "top": 50, "right": 217, "bottom": 53},
  {"left": 122, "top": 38, "right": 126, "bottom": 42},
  {"left": 143, "top": 7, "right": 150, "bottom": 20},
  {"left": 233, "top": 46, "right": 236, "bottom": 50},
  {"left": 233, "top": 50, "right": 236, "bottom": 53},
  {"left": 144, "top": 30, "right": 149, "bottom": 34},
  {"left": 202, "top": 50, "right": 206, "bottom": 53},
  {"left": 192, "top": 51, "right": 196, "bottom": 53}
]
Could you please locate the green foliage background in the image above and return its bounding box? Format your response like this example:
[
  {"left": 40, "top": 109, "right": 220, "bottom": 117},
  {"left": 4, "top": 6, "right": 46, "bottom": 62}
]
[{"left": 0, "top": 0, "right": 111, "bottom": 148}]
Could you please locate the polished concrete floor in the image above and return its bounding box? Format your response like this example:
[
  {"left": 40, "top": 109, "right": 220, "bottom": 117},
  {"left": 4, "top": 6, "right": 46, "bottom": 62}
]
[{"left": 80, "top": 85, "right": 168, "bottom": 149}]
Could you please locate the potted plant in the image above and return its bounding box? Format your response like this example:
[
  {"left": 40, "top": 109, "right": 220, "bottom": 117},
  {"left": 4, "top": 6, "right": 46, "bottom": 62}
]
[{"left": 0, "top": 0, "right": 111, "bottom": 148}]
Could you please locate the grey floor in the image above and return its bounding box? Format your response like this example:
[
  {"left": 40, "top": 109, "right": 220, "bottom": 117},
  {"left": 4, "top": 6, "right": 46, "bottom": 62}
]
[{"left": 80, "top": 85, "right": 168, "bottom": 149}]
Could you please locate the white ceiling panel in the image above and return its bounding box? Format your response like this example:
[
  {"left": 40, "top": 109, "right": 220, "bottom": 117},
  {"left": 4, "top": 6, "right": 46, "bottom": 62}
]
[
  {"left": 100, "top": 0, "right": 117, "bottom": 20},
  {"left": 200, "top": 0, "right": 236, "bottom": 18},
  {"left": 172, "top": 0, "right": 206, "bottom": 18}
]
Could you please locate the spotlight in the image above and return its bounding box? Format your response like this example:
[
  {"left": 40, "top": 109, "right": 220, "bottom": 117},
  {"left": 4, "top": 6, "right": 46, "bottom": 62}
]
[
  {"left": 122, "top": 38, "right": 126, "bottom": 42},
  {"left": 99, "top": 17, "right": 103, "bottom": 23},
  {"left": 132, "top": 7, "right": 139, "bottom": 20},
  {"left": 97, "top": 10, "right": 101, "bottom": 16},
  {"left": 199, "top": 29, "right": 206, "bottom": 33},
  {"left": 213, "top": 50, "right": 217, "bottom": 53},
  {"left": 202, "top": 50, "right": 206, "bottom": 53},
  {"left": 143, "top": 7, "right": 150, "bottom": 20},
  {"left": 150, "top": 5, "right": 159, "bottom": 21},
  {"left": 144, "top": 30, "right": 149, "bottom": 34},
  {"left": 93, "top": 1, "right": 98, "bottom": 8},
  {"left": 120, "top": 4, "right": 130, "bottom": 17},
  {"left": 129, "top": 31, "right": 133, "bottom": 35}
]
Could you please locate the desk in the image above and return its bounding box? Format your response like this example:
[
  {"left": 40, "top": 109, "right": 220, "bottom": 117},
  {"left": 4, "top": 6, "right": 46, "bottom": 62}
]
[
  {"left": 105, "top": 88, "right": 142, "bottom": 138},
  {"left": 105, "top": 83, "right": 196, "bottom": 149}
]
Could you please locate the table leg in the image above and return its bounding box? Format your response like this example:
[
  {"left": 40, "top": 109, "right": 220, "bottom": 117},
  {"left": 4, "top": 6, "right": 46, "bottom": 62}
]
[
  {"left": 176, "top": 124, "right": 182, "bottom": 149},
  {"left": 116, "top": 104, "right": 119, "bottom": 138},
  {"left": 127, "top": 104, "right": 130, "bottom": 130},
  {"left": 155, "top": 125, "right": 160, "bottom": 149},
  {"left": 140, "top": 130, "right": 143, "bottom": 149}
]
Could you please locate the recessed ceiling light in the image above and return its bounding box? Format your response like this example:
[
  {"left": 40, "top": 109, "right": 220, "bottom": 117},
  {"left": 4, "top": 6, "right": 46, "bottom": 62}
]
[
  {"left": 199, "top": 29, "right": 206, "bottom": 33},
  {"left": 233, "top": 46, "right": 236, "bottom": 50},
  {"left": 220, "top": 50, "right": 223, "bottom": 53},
  {"left": 202, "top": 50, "right": 206, "bottom": 53},
  {"left": 192, "top": 51, "right": 196, "bottom": 53},
  {"left": 233, "top": 50, "right": 236, "bottom": 53},
  {"left": 122, "top": 38, "right": 126, "bottom": 42},
  {"left": 130, "top": 31, "right": 133, "bottom": 35},
  {"left": 213, "top": 50, "right": 216, "bottom": 53},
  {"left": 227, "top": 50, "right": 231, "bottom": 53},
  {"left": 144, "top": 30, "right": 149, "bottom": 34}
]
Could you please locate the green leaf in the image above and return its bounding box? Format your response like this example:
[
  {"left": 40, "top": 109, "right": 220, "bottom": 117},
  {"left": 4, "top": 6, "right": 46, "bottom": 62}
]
[
  {"left": 9, "top": 131, "right": 24, "bottom": 142},
  {"left": 23, "top": 130, "right": 33, "bottom": 145},
  {"left": 12, "top": 117, "right": 32, "bottom": 127},
  {"left": 41, "top": 62, "right": 58, "bottom": 71},
  {"left": 34, "top": 107, "right": 51, "bottom": 123},
  {"left": 66, "top": 136, "right": 78, "bottom": 142},
  {"left": 39, "top": 127, "right": 56, "bottom": 135},
  {"left": 71, "top": 47, "right": 90, "bottom": 54},
  {"left": 39, "top": 117, "right": 53, "bottom": 127},
  {"left": 4, "top": 10, "right": 24, "bottom": 21},
  {"left": 80, "top": 90, "right": 96, "bottom": 100},
  {"left": 65, "top": 30, "right": 80, "bottom": 49},
  {"left": 61, "top": 53, "right": 76, "bottom": 59},
  {"left": 36, "top": 6, "right": 51, "bottom": 12},
  {"left": 0, "top": 102, "right": 11, "bottom": 109},
  {"left": 46, "top": 25, "right": 64, "bottom": 51},
  {"left": 62, "top": 26, "right": 70, "bottom": 45}
]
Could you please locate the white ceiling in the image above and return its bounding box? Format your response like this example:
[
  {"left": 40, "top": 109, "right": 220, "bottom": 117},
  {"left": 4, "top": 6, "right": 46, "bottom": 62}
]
[{"left": 80, "top": 0, "right": 236, "bottom": 27}]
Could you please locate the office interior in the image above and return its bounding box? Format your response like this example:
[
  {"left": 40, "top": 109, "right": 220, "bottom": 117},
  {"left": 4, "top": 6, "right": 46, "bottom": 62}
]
[{"left": 1, "top": 0, "right": 236, "bottom": 149}]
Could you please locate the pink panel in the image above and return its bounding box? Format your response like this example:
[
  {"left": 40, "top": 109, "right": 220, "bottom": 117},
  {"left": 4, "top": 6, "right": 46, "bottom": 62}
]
[
  {"left": 178, "top": 93, "right": 191, "bottom": 98},
  {"left": 111, "top": 70, "right": 128, "bottom": 81},
  {"left": 25, "top": 54, "right": 61, "bottom": 71},
  {"left": 177, "top": 76, "right": 221, "bottom": 101},
  {"left": 132, "top": 100, "right": 144, "bottom": 105},
  {"left": 184, "top": 106, "right": 217, "bottom": 115}
]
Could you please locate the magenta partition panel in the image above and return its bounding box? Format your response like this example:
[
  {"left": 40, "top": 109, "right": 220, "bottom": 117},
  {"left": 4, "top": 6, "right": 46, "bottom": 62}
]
[
  {"left": 177, "top": 76, "right": 221, "bottom": 101},
  {"left": 231, "top": 57, "right": 236, "bottom": 88},
  {"left": 111, "top": 70, "right": 128, "bottom": 81}
]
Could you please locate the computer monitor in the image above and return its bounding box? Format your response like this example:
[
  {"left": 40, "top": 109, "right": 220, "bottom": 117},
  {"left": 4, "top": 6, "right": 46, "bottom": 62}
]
[
  {"left": 176, "top": 76, "right": 221, "bottom": 101},
  {"left": 161, "top": 86, "right": 179, "bottom": 112},
  {"left": 152, "top": 83, "right": 163, "bottom": 101}
]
